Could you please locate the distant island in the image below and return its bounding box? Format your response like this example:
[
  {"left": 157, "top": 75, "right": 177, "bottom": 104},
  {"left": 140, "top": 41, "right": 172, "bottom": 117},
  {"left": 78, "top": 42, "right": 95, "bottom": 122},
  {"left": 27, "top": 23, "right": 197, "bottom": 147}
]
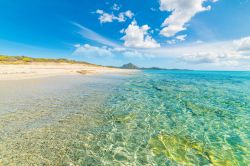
[
  {"left": 121, "top": 63, "right": 140, "bottom": 69},
  {"left": 120, "top": 63, "right": 192, "bottom": 71}
]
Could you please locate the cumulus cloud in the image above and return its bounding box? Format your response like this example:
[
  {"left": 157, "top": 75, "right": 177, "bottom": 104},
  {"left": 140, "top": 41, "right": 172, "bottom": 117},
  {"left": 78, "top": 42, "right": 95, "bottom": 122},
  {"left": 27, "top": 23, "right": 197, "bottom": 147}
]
[
  {"left": 182, "top": 51, "right": 241, "bottom": 65},
  {"left": 112, "top": 4, "right": 120, "bottom": 11},
  {"left": 183, "top": 52, "right": 218, "bottom": 64},
  {"left": 176, "top": 34, "right": 187, "bottom": 41},
  {"left": 121, "top": 20, "right": 160, "bottom": 48},
  {"left": 124, "top": 10, "right": 134, "bottom": 19},
  {"left": 74, "top": 36, "right": 250, "bottom": 65},
  {"left": 73, "top": 44, "right": 153, "bottom": 58},
  {"left": 73, "top": 44, "right": 113, "bottom": 57},
  {"left": 95, "top": 9, "right": 134, "bottom": 23},
  {"left": 95, "top": 9, "right": 114, "bottom": 23},
  {"left": 180, "top": 37, "right": 250, "bottom": 65},
  {"left": 134, "top": 36, "right": 250, "bottom": 67},
  {"left": 159, "top": 0, "right": 217, "bottom": 37},
  {"left": 72, "top": 22, "right": 250, "bottom": 69}
]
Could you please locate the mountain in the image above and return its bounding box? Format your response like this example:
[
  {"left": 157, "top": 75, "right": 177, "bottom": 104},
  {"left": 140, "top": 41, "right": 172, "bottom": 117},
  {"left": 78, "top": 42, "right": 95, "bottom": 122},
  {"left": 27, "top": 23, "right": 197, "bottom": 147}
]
[{"left": 121, "top": 63, "right": 140, "bottom": 69}]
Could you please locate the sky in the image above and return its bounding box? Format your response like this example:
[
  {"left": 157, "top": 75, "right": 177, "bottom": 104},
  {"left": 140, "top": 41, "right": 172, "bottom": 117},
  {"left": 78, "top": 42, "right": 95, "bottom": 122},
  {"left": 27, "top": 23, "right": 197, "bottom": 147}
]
[{"left": 0, "top": 0, "right": 250, "bottom": 70}]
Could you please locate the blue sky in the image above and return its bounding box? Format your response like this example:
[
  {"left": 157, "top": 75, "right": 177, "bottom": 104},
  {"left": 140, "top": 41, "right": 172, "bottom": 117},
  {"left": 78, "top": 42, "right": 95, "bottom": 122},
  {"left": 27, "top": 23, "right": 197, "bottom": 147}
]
[{"left": 0, "top": 0, "right": 250, "bottom": 70}]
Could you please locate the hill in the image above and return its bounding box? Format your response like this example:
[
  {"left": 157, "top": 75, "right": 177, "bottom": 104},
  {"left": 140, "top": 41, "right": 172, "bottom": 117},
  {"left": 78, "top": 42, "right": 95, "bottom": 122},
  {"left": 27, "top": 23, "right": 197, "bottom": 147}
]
[{"left": 121, "top": 63, "right": 139, "bottom": 69}]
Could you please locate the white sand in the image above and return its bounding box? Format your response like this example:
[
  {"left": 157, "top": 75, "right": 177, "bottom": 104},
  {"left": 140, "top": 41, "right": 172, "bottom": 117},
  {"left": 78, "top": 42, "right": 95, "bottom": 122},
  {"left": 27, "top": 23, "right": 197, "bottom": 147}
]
[{"left": 0, "top": 62, "right": 137, "bottom": 80}]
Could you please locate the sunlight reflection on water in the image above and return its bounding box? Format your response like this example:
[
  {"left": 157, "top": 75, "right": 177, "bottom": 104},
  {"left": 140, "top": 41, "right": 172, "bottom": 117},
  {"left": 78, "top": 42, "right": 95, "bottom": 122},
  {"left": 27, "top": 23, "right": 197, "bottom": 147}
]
[{"left": 0, "top": 71, "right": 249, "bottom": 165}]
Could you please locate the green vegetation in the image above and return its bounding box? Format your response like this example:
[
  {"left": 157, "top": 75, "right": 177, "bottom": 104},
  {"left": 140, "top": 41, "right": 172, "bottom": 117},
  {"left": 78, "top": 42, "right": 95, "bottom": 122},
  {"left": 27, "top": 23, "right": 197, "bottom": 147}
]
[{"left": 0, "top": 55, "right": 96, "bottom": 66}]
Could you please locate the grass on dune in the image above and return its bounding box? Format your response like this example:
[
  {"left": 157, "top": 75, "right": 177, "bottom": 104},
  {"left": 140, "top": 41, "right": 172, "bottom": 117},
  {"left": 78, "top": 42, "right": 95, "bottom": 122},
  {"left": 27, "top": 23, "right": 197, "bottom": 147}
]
[{"left": 0, "top": 55, "right": 97, "bottom": 66}]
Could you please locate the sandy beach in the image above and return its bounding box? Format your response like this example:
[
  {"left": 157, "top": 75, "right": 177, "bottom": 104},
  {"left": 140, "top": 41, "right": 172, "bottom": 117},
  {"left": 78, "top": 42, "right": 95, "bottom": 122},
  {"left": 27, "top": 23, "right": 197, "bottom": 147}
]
[{"left": 0, "top": 62, "right": 137, "bottom": 80}]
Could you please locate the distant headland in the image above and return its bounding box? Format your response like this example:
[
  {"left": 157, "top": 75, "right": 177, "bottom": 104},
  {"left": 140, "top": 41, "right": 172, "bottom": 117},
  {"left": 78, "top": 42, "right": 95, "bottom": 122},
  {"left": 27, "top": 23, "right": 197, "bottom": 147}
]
[{"left": 119, "top": 63, "right": 192, "bottom": 71}]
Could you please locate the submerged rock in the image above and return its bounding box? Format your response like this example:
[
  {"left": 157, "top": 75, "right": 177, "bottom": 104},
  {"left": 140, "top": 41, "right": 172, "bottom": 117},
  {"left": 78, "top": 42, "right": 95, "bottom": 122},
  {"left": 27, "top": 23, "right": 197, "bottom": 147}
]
[
  {"left": 148, "top": 133, "right": 235, "bottom": 165},
  {"left": 113, "top": 112, "right": 137, "bottom": 124}
]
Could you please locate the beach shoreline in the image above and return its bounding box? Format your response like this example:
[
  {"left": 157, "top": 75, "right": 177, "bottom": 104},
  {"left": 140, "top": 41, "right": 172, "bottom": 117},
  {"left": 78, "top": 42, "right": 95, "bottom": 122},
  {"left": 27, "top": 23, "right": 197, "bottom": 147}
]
[{"left": 0, "top": 62, "right": 138, "bottom": 80}]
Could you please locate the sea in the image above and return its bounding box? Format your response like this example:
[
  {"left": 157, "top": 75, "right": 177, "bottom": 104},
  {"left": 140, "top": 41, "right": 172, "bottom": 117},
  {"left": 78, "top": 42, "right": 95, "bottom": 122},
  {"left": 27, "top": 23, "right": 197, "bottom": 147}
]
[{"left": 0, "top": 70, "right": 249, "bottom": 165}]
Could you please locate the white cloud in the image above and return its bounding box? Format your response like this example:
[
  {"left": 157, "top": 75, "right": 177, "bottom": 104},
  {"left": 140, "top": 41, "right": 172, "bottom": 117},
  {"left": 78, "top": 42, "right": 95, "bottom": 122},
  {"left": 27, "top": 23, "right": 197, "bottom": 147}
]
[
  {"left": 119, "top": 28, "right": 125, "bottom": 33},
  {"left": 95, "top": 9, "right": 134, "bottom": 23},
  {"left": 96, "top": 9, "right": 104, "bottom": 14},
  {"left": 177, "top": 37, "right": 250, "bottom": 65},
  {"left": 99, "top": 12, "right": 114, "bottom": 23},
  {"left": 72, "top": 44, "right": 154, "bottom": 59},
  {"left": 124, "top": 10, "right": 134, "bottom": 19},
  {"left": 182, "top": 51, "right": 241, "bottom": 65},
  {"left": 112, "top": 4, "right": 120, "bottom": 11},
  {"left": 166, "top": 35, "right": 187, "bottom": 45},
  {"left": 117, "top": 13, "right": 126, "bottom": 22},
  {"left": 176, "top": 34, "right": 187, "bottom": 41},
  {"left": 122, "top": 50, "right": 154, "bottom": 58},
  {"left": 74, "top": 44, "right": 81, "bottom": 48},
  {"left": 166, "top": 39, "right": 176, "bottom": 45},
  {"left": 121, "top": 20, "right": 160, "bottom": 48},
  {"left": 72, "top": 22, "right": 119, "bottom": 47},
  {"left": 235, "top": 36, "right": 250, "bottom": 52},
  {"left": 72, "top": 33, "right": 250, "bottom": 70},
  {"left": 136, "top": 36, "right": 250, "bottom": 67},
  {"left": 159, "top": 0, "right": 217, "bottom": 37},
  {"left": 73, "top": 44, "right": 113, "bottom": 57}
]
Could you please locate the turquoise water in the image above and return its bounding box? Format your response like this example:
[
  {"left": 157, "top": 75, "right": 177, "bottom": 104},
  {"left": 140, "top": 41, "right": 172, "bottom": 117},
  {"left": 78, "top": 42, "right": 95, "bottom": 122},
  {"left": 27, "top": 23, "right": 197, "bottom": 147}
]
[
  {"left": 84, "top": 70, "right": 250, "bottom": 165},
  {"left": 1, "top": 71, "right": 250, "bottom": 165}
]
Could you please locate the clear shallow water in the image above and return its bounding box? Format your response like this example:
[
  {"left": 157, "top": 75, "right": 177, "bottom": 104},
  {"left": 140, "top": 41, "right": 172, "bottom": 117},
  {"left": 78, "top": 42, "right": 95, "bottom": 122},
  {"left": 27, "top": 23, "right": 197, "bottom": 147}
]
[
  {"left": 1, "top": 71, "right": 250, "bottom": 165},
  {"left": 0, "top": 74, "right": 128, "bottom": 165},
  {"left": 83, "top": 70, "right": 250, "bottom": 165}
]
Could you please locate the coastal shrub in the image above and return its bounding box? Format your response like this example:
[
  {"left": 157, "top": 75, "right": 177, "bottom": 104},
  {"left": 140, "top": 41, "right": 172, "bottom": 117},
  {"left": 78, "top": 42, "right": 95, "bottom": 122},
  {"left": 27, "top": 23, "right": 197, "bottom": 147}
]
[
  {"left": 22, "top": 57, "right": 33, "bottom": 62},
  {"left": 0, "top": 56, "right": 9, "bottom": 61},
  {"left": 0, "top": 55, "right": 97, "bottom": 66},
  {"left": 0, "top": 55, "right": 18, "bottom": 62}
]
